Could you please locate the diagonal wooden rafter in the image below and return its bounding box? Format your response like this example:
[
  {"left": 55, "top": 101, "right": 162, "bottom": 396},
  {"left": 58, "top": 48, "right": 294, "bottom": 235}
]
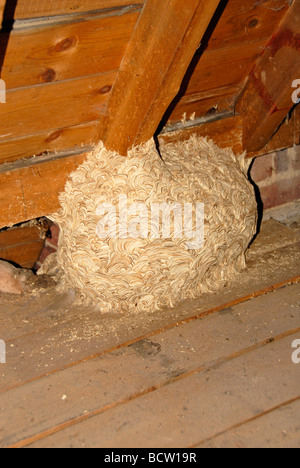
[
  {"left": 97, "top": 0, "right": 222, "bottom": 155},
  {"left": 236, "top": 0, "right": 300, "bottom": 153}
]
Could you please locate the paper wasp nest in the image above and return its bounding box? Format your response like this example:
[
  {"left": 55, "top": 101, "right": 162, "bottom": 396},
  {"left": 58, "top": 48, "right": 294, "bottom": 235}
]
[{"left": 41, "top": 136, "right": 257, "bottom": 314}]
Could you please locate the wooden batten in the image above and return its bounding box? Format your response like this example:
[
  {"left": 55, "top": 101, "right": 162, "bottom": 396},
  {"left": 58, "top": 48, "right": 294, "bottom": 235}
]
[
  {"left": 0, "top": 151, "right": 88, "bottom": 229},
  {"left": 0, "top": 122, "right": 97, "bottom": 165},
  {"left": 161, "top": 105, "right": 300, "bottom": 159},
  {"left": 160, "top": 115, "right": 243, "bottom": 156}
]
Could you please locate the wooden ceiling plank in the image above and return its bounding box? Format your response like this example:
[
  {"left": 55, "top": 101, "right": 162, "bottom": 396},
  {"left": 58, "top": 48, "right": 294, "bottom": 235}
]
[
  {"left": 0, "top": 1, "right": 144, "bottom": 21},
  {"left": 0, "top": 152, "right": 88, "bottom": 229},
  {"left": 98, "top": 0, "right": 221, "bottom": 155},
  {"left": 1, "top": 9, "right": 139, "bottom": 90},
  {"left": 236, "top": 0, "right": 300, "bottom": 153}
]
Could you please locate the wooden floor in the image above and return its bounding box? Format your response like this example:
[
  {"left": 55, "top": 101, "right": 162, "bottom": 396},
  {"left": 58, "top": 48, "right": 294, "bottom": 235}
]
[{"left": 0, "top": 215, "right": 299, "bottom": 448}]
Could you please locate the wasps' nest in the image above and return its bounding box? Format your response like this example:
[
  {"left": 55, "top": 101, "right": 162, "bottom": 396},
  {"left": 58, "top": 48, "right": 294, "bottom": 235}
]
[{"left": 41, "top": 136, "right": 257, "bottom": 314}]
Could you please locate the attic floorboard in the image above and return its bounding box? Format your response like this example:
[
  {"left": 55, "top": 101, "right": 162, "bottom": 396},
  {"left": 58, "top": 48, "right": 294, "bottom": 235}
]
[
  {"left": 26, "top": 331, "right": 300, "bottom": 448},
  {"left": 196, "top": 399, "right": 300, "bottom": 448},
  {"left": 0, "top": 216, "right": 299, "bottom": 448}
]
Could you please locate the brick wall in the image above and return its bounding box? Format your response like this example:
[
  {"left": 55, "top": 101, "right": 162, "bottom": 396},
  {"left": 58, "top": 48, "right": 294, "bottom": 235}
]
[{"left": 250, "top": 145, "right": 300, "bottom": 210}]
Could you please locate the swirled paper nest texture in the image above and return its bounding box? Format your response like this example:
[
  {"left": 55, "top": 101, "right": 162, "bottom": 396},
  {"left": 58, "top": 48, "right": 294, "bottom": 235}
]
[{"left": 43, "top": 136, "right": 257, "bottom": 314}]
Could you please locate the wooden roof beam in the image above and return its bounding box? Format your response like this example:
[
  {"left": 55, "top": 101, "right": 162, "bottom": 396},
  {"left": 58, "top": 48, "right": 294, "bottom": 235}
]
[
  {"left": 97, "top": 0, "right": 222, "bottom": 155},
  {"left": 236, "top": 0, "right": 300, "bottom": 153}
]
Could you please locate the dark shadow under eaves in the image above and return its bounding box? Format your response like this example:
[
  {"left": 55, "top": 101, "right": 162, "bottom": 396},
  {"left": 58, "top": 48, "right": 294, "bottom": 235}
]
[
  {"left": 247, "top": 159, "right": 264, "bottom": 246},
  {"left": 0, "top": 0, "right": 18, "bottom": 76}
]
